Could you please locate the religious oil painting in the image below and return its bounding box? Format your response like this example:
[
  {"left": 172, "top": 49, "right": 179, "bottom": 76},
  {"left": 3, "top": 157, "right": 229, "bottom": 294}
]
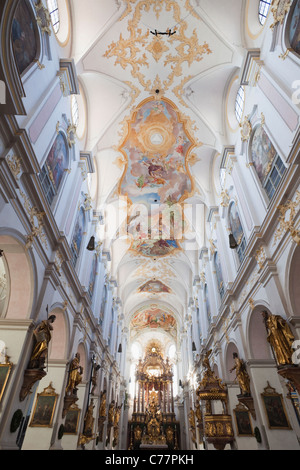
[
  {"left": 204, "top": 284, "right": 211, "bottom": 323},
  {"left": 261, "top": 382, "right": 291, "bottom": 430},
  {"left": 228, "top": 202, "right": 244, "bottom": 245},
  {"left": 118, "top": 98, "right": 195, "bottom": 258},
  {"left": 88, "top": 255, "right": 98, "bottom": 298},
  {"left": 71, "top": 207, "right": 85, "bottom": 261},
  {"left": 11, "top": 0, "right": 38, "bottom": 75},
  {"left": 234, "top": 405, "right": 253, "bottom": 436},
  {"left": 29, "top": 383, "right": 58, "bottom": 427},
  {"left": 138, "top": 279, "right": 171, "bottom": 294},
  {"left": 45, "top": 132, "right": 69, "bottom": 191},
  {"left": 251, "top": 126, "right": 277, "bottom": 184},
  {"left": 289, "top": 0, "right": 300, "bottom": 56},
  {"left": 0, "top": 361, "right": 13, "bottom": 403},
  {"left": 64, "top": 404, "right": 81, "bottom": 434}
]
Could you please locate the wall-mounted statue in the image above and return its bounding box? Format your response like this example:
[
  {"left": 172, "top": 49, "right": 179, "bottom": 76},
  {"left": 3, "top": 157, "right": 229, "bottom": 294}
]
[
  {"left": 28, "top": 315, "right": 56, "bottom": 370},
  {"left": 229, "top": 352, "right": 251, "bottom": 396},
  {"left": 65, "top": 353, "right": 83, "bottom": 396},
  {"left": 262, "top": 311, "right": 295, "bottom": 366}
]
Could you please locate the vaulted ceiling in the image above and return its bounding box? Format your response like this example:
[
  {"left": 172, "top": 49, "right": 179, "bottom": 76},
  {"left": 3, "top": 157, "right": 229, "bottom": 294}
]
[{"left": 68, "top": 0, "right": 257, "bottom": 354}]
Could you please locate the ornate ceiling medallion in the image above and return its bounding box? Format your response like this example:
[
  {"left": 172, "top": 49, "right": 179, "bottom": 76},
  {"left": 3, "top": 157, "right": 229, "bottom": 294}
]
[
  {"left": 104, "top": 0, "right": 212, "bottom": 98},
  {"left": 146, "top": 37, "right": 169, "bottom": 61}
]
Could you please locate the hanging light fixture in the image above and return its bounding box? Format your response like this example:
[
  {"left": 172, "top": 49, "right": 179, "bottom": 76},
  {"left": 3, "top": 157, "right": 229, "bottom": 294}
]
[
  {"left": 86, "top": 236, "right": 95, "bottom": 251},
  {"left": 118, "top": 343, "right": 122, "bottom": 353},
  {"left": 192, "top": 341, "right": 197, "bottom": 352},
  {"left": 229, "top": 233, "right": 238, "bottom": 249}
]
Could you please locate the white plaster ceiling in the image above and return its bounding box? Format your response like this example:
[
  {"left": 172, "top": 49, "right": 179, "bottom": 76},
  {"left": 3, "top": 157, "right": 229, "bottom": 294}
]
[{"left": 70, "top": 0, "right": 247, "bottom": 349}]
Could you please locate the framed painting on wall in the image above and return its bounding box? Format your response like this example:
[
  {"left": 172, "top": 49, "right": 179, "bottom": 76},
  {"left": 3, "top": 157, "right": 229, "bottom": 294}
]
[
  {"left": 233, "top": 403, "right": 253, "bottom": 436},
  {"left": 64, "top": 404, "right": 81, "bottom": 434},
  {"left": 261, "top": 382, "right": 291, "bottom": 429},
  {"left": 0, "top": 358, "right": 13, "bottom": 403},
  {"left": 29, "top": 382, "right": 58, "bottom": 427}
]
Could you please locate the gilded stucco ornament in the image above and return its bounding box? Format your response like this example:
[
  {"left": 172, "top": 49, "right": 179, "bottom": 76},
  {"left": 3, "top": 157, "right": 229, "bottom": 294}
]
[
  {"left": 239, "top": 115, "right": 252, "bottom": 142},
  {"left": 274, "top": 191, "right": 300, "bottom": 246},
  {"left": 19, "top": 190, "right": 47, "bottom": 250},
  {"left": 270, "top": 0, "right": 292, "bottom": 29},
  {"left": 34, "top": 0, "right": 52, "bottom": 36},
  {"left": 6, "top": 154, "right": 22, "bottom": 180}
]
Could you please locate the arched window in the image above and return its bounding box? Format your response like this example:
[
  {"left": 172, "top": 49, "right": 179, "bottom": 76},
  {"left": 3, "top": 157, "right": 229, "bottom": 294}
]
[
  {"left": 71, "top": 95, "right": 79, "bottom": 128},
  {"left": 47, "top": 0, "right": 60, "bottom": 34},
  {"left": 11, "top": 1, "right": 39, "bottom": 75},
  {"left": 235, "top": 86, "right": 245, "bottom": 123},
  {"left": 214, "top": 252, "right": 225, "bottom": 299},
  {"left": 287, "top": 0, "right": 300, "bottom": 57},
  {"left": 228, "top": 201, "right": 247, "bottom": 263},
  {"left": 250, "top": 126, "right": 286, "bottom": 200},
  {"left": 258, "top": 0, "right": 272, "bottom": 26},
  {"left": 39, "top": 132, "right": 69, "bottom": 206},
  {"left": 70, "top": 207, "right": 85, "bottom": 266}
]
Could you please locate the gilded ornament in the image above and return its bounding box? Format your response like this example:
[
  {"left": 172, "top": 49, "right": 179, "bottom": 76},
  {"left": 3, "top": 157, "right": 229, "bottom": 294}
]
[
  {"left": 6, "top": 154, "right": 22, "bottom": 180},
  {"left": 270, "top": 0, "right": 292, "bottom": 29},
  {"left": 240, "top": 115, "right": 252, "bottom": 141},
  {"left": 20, "top": 190, "right": 47, "bottom": 250},
  {"left": 274, "top": 191, "right": 300, "bottom": 245},
  {"left": 262, "top": 311, "right": 295, "bottom": 366},
  {"left": 34, "top": 0, "right": 52, "bottom": 35}
]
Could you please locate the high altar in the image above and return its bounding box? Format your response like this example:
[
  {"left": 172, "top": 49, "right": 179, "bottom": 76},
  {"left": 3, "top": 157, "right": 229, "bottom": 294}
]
[{"left": 128, "top": 344, "right": 180, "bottom": 450}]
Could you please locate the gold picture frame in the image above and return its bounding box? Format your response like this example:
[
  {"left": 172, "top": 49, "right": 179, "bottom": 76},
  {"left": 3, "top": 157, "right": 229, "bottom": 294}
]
[
  {"left": 233, "top": 403, "right": 254, "bottom": 436},
  {"left": 261, "top": 382, "right": 291, "bottom": 430},
  {"left": 64, "top": 403, "right": 81, "bottom": 434},
  {"left": 0, "top": 358, "right": 13, "bottom": 403},
  {"left": 29, "top": 382, "right": 58, "bottom": 427}
]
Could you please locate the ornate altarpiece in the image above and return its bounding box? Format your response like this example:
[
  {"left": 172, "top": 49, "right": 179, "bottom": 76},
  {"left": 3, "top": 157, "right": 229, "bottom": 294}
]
[{"left": 128, "top": 344, "right": 180, "bottom": 450}]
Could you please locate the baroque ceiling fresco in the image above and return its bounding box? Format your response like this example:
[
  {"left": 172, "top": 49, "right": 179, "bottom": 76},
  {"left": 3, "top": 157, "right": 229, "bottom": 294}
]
[{"left": 73, "top": 0, "right": 245, "bottom": 350}]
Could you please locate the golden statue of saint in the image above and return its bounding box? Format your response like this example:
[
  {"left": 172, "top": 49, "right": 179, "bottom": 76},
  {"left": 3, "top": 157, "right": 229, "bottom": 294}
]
[
  {"left": 65, "top": 353, "right": 83, "bottom": 395},
  {"left": 29, "top": 315, "right": 56, "bottom": 370},
  {"left": 99, "top": 390, "right": 107, "bottom": 418},
  {"left": 189, "top": 407, "right": 196, "bottom": 429},
  {"left": 83, "top": 399, "right": 95, "bottom": 437},
  {"left": 229, "top": 353, "right": 251, "bottom": 396},
  {"left": 108, "top": 401, "right": 115, "bottom": 425},
  {"left": 262, "top": 311, "right": 295, "bottom": 366}
]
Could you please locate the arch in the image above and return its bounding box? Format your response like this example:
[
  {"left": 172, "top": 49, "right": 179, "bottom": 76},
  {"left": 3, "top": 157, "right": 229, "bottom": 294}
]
[
  {"left": 0, "top": 234, "right": 35, "bottom": 320},
  {"left": 245, "top": 0, "right": 270, "bottom": 39},
  {"left": 234, "top": 85, "right": 245, "bottom": 124},
  {"left": 225, "top": 341, "right": 239, "bottom": 382},
  {"left": 39, "top": 130, "right": 70, "bottom": 207},
  {"left": 248, "top": 305, "right": 273, "bottom": 360},
  {"left": 77, "top": 342, "right": 87, "bottom": 381},
  {"left": 48, "top": 307, "right": 68, "bottom": 360}
]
